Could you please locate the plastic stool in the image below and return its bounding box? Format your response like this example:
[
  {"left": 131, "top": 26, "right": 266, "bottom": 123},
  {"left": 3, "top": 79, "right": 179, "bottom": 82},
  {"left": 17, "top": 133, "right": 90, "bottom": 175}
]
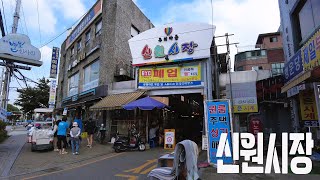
[{"left": 149, "top": 139, "right": 155, "bottom": 148}]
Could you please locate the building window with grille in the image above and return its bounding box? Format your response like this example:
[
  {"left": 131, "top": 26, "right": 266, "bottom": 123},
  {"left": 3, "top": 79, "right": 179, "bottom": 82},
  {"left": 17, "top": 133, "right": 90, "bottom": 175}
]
[
  {"left": 271, "top": 63, "right": 284, "bottom": 75},
  {"left": 95, "top": 19, "right": 102, "bottom": 36},
  {"left": 77, "top": 39, "right": 82, "bottom": 51},
  {"left": 85, "top": 30, "right": 91, "bottom": 46},
  {"left": 83, "top": 60, "right": 100, "bottom": 91},
  {"left": 71, "top": 47, "right": 75, "bottom": 57},
  {"left": 131, "top": 25, "right": 139, "bottom": 37},
  {"left": 68, "top": 73, "right": 79, "bottom": 96},
  {"left": 270, "top": 37, "right": 278, "bottom": 42}
]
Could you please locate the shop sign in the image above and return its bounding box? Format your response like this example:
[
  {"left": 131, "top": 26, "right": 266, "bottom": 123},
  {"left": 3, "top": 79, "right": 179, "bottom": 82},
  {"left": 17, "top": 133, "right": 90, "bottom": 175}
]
[
  {"left": 164, "top": 129, "right": 175, "bottom": 150},
  {"left": 283, "top": 49, "right": 303, "bottom": 83},
  {"left": 302, "top": 29, "right": 320, "bottom": 71},
  {"left": 287, "top": 84, "right": 306, "bottom": 98},
  {"left": 63, "top": 108, "right": 67, "bottom": 116},
  {"left": 299, "top": 90, "right": 318, "bottom": 121},
  {"left": 138, "top": 63, "right": 202, "bottom": 88},
  {"left": 48, "top": 79, "right": 57, "bottom": 108},
  {"left": 50, "top": 47, "right": 59, "bottom": 79},
  {"left": 226, "top": 82, "right": 258, "bottom": 113},
  {"left": 129, "top": 23, "right": 215, "bottom": 66},
  {"left": 65, "top": 0, "right": 102, "bottom": 49},
  {"left": 0, "top": 34, "right": 41, "bottom": 66},
  {"left": 249, "top": 116, "right": 263, "bottom": 137},
  {"left": 206, "top": 100, "right": 233, "bottom": 164}
]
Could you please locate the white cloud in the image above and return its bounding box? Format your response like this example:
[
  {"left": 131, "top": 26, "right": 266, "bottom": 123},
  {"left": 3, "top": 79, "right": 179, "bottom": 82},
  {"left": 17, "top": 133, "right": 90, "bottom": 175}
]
[
  {"left": 39, "top": 46, "right": 53, "bottom": 62},
  {"left": 155, "top": 0, "right": 280, "bottom": 69},
  {"left": 49, "top": 0, "right": 87, "bottom": 20}
]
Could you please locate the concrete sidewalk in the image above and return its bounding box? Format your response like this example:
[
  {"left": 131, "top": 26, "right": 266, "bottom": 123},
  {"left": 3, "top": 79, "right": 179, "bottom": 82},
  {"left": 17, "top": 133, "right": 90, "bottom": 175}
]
[
  {"left": 8, "top": 140, "right": 114, "bottom": 177},
  {"left": 0, "top": 133, "right": 26, "bottom": 177}
]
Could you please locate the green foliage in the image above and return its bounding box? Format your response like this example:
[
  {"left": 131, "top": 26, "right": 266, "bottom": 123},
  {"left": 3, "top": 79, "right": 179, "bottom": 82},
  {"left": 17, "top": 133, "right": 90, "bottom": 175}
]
[
  {"left": 14, "top": 77, "right": 50, "bottom": 114},
  {"left": 0, "top": 121, "right": 8, "bottom": 143},
  {"left": 7, "top": 104, "right": 20, "bottom": 112}
]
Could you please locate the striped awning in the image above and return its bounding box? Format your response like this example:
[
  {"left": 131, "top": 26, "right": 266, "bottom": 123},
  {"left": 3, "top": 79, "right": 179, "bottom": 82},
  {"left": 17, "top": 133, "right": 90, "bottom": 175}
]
[
  {"left": 281, "top": 71, "right": 312, "bottom": 93},
  {"left": 89, "top": 91, "right": 145, "bottom": 111}
]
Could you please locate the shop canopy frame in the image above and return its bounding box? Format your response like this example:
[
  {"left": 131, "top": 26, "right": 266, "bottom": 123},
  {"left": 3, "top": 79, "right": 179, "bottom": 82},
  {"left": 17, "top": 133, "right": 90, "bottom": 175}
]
[
  {"left": 89, "top": 91, "right": 146, "bottom": 111},
  {"left": 123, "top": 96, "right": 167, "bottom": 143}
]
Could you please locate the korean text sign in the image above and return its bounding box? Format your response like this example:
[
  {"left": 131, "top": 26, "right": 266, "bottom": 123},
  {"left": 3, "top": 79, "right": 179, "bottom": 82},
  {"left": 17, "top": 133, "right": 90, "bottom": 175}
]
[
  {"left": 48, "top": 79, "right": 57, "bottom": 108},
  {"left": 299, "top": 90, "right": 318, "bottom": 126},
  {"left": 138, "top": 64, "right": 201, "bottom": 88},
  {"left": 283, "top": 49, "right": 303, "bottom": 83},
  {"left": 302, "top": 30, "right": 320, "bottom": 71},
  {"left": 206, "top": 101, "right": 233, "bottom": 164},
  {"left": 50, "top": 47, "right": 59, "bottom": 79}
]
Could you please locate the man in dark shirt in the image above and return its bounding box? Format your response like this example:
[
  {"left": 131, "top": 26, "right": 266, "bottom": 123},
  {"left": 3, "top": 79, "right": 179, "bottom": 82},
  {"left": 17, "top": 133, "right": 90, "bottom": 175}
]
[{"left": 85, "top": 118, "right": 95, "bottom": 148}]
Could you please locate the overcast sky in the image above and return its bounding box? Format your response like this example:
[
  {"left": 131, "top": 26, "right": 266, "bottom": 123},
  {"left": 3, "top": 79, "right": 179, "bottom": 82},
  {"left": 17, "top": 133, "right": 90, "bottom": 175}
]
[{"left": 1, "top": 0, "right": 280, "bottom": 105}]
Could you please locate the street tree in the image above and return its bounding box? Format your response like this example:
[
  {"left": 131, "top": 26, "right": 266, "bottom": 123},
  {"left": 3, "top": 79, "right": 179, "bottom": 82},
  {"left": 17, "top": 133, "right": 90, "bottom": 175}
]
[
  {"left": 7, "top": 104, "right": 20, "bottom": 112},
  {"left": 14, "top": 77, "right": 50, "bottom": 114}
]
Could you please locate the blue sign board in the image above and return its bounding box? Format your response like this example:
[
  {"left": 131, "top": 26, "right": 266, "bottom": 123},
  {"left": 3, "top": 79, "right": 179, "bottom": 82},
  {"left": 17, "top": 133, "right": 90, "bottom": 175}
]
[
  {"left": 50, "top": 47, "right": 59, "bottom": 78},
  {"left": 206, "top": 101, "right": 233, "bottom": 164},
  {"left": 283, "top": 49, "right": 303, "bottom": 83}
]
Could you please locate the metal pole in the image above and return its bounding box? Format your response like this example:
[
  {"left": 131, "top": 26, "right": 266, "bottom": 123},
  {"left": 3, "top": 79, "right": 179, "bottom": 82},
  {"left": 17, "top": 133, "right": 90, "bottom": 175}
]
[
  {"left": 2, "top": 0, "right": 21, "bottom": 118},
  {"left": 207, "top": 57, "right": 213, "bottom": 100},
  {"left": 226, "top": 33, "right": 237, "bottom": 132}
]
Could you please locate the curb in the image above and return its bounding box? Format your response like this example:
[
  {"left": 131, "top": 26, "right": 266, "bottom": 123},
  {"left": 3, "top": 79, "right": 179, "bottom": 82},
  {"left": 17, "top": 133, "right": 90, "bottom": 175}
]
[{"left": 2, "top": 147, "right": 115, "bottom": 179}]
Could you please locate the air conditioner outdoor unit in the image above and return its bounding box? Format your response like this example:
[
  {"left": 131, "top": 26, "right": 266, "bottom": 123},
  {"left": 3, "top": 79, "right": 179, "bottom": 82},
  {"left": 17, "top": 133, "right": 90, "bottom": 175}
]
[{"left": 119, "top": 68, "right": 127, "bottom": 75}]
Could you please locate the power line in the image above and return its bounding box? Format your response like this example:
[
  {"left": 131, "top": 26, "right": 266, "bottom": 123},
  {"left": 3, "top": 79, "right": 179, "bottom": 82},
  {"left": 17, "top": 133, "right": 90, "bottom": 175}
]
[
  {"left": 1, "top": 0, "right": 8, "bottom": 34},
  {"left": 35, "top": 0, "right": 41, "bottom": 45},
  {"left": 40, "top": 27, "right": 71, "bottom": 48},
  {"left": 21, "top": 2, "right": 28, "bottom": 36}
]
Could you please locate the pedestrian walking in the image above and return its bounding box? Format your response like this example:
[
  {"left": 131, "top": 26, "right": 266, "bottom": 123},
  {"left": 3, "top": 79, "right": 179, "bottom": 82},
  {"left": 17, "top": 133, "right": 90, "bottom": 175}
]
[
  {"left": 85, "top": 118, "right": 96, "bottom": 148},
  {"left": 52, "top": 120, "right": 61, "bottom": 151},
  {"left": 99, "top": 123, "right": 106, "bottom": 144},
  {"left": 70, "top": 122, "right": 81, "bottom": 155},
  {"left": 74, "top": 115, "right": 83, "bottom": 143},
  {"left": 57, "top": 117, "right": 69, "bottom": 154}
]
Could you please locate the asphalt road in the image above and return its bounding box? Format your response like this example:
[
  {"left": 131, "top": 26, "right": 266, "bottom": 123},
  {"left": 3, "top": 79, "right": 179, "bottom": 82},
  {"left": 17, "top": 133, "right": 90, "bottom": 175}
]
[{"left": 18, "top": 149, "right": 170, "bottom": 180}]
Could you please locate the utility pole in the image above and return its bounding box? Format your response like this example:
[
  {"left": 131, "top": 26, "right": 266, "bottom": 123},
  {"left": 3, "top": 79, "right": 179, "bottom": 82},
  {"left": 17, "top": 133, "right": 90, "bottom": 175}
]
[
  {"left": 2, "top": 0, "right": 21, "bottom": 120},
  {"left": 214, "top": 33, "right": 239, "bottom": 132}
]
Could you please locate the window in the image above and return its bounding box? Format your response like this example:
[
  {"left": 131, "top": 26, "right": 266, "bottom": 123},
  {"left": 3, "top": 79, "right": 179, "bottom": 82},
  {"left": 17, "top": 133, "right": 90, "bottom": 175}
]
[
  {"left": 83, "top": 60, "right": 100, "bottom": 91},
  {"left": 85, "top": 30, "right": 91, "bottom": 46},
  {"left": 270, "top": 37, "right": 278, "bottom": 42},
  {"left": 236, "top": 66, "right": 244, "bottom": 71},
  {"left": 294, "top": 0, "right": 320, "bottom": 41},
  {"left": 71, "top": 47, "right": 75, "bottom": 57},
  {"left": 131, "top": 25, "right": 139, "bottom": 37},
  {"left": 95, "top": 19, "right": 102, "bottom": 36},
  {"left": 68, "top": 73, "right": 79, "bottom": 96},
  {"left": 271, "top": 63, "right": 285, "bottom": 75},
  {"left": 77, "top": 39, "right": 82, "bottom": 51}
]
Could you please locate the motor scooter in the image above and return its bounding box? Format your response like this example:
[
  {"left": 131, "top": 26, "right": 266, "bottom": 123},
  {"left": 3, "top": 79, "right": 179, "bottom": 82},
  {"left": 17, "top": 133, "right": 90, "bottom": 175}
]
[{"left": 113, "top": 132, "right": 146, "bottom": 153}]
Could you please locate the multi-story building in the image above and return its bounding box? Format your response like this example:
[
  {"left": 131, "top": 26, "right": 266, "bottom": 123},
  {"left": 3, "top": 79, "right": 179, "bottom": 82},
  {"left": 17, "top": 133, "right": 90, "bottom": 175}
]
[
  {"left": 279, "top": 0, "right": 320, "bottom": 135},
  {"left": 56, "top": 0, "right": 153, "bottom": 119},
  {"left": 234, "top": 32, "right": 285, "bottom": 76}
]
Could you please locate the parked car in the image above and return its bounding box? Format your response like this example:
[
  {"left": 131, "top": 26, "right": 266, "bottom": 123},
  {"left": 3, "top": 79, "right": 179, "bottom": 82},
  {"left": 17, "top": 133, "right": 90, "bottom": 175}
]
[{"left": 28, "top": 123, "right": 54, "bottom": 152}]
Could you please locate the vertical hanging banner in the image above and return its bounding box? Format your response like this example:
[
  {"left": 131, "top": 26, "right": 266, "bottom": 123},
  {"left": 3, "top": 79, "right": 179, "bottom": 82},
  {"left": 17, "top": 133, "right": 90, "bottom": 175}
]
[
  {"left": 48, "top": 79, "right": 57, "bottom": 109},
  {"left": 206, "top": 100, "right": 233, "bottom": 164},
  {"left": 50, "top": 47, "right": 60, "bottom": 79},
  {"left": 299, "top": 90, "right": 319, "bottom": 127}
]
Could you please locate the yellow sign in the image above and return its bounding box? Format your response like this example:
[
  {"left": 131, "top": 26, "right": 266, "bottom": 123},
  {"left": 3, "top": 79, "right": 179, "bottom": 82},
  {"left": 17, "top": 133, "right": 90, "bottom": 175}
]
[
  {"left": 302, "top": 29, "right": 320, "bottom": 71},
  {"left": 233, "top": 104, "right": 258, "bottom": 113},
  {"left": 164, "top": 129, "right": 175, "bottom": 150},
  {"left": 299, "top": 90, "right": 318, "bottom": 121},
  {"left": 138, "top": 64, "right": 201, "bottom": 87}
]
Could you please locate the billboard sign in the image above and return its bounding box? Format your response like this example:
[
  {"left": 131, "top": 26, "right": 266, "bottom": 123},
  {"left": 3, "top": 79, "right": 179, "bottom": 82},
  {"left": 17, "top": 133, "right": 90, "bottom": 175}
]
[
  {"left": 129, "top": 23, "right": 215, "bottom": 66},
  {"left": 50, "top": 47, "right": 60, "bottom": 79},
  {"left": 226, "top": 82, "right": 258, "bottom": 113},
  {"left": 283, "top": 49, "right": 303, "bottom": 83},
  {"left": 48, "top": 79, "right": 57, "bottom": 108},
  {"left": 299, "top": 90, "right": 318, "bottom": 126},
  {"left": 138, "top": 63, "right": 202, "bottom": 88},
  {"left": 0, "top": 34, "right": 42, "bottom": 66},
  {"left": 302, "top": 29, "right": 320, "bottom": 71},
  {"left": 206, "top": 100, "right": 233, "bottom": 164}
]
